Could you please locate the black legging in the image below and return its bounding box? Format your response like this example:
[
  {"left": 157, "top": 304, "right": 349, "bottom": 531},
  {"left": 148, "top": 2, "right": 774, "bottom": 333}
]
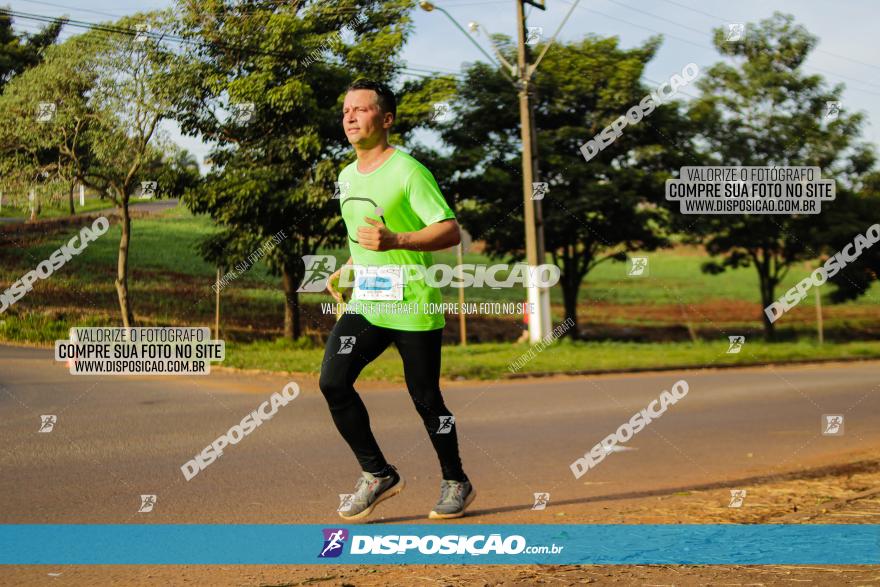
[{"left": 318, "top": 311, "right": 466, "bottom": 482}]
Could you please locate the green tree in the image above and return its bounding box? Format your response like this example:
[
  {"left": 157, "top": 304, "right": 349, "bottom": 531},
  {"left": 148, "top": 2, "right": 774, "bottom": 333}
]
[
  {"left": 0, "top": 9, "right": 67, "bottom": 214},
  {"left": 688, "top": 12, "right": 876, "bottom": 339},
  {"left": 140, "top": 147, "right": 201, "bottom": 199},
  {"left": 0, "top": 14, "right": 178, "bottom": 326},
  {"left": 170, "top": 0, "right": 414, "bottom": 339},
  {"left": 421, "top": 35, "right": 691, "bottom": 338},
  {"left": 0, "top": 8, "right": 65, "bottom": 94},
  {"left": 823, "top": 171, "right": 880, "bottom": 302}
]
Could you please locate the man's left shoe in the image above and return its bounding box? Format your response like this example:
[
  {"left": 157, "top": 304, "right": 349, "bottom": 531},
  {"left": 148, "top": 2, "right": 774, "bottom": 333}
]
[{"left": 428, "top": 478, "right": 476, "bottom": 519}]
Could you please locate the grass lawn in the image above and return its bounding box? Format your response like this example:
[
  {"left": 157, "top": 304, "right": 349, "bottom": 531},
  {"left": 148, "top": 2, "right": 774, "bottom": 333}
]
[
  {"left": 1, "top": 203, "right": 878, "bottom": 379},
  {"left": 221, "top": 337, "right": 880, "bottom": 382},
  {"left": 0, "top": 198, "right": 114, "bottom": 219},
  {"left": 11, "top": 202, "right": 873, "bottom": 305}
]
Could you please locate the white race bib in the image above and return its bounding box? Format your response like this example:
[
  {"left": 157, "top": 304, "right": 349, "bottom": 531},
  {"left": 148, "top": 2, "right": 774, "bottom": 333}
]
[{"left": 353, "top": 265, "right": 404, "bottom": 301}]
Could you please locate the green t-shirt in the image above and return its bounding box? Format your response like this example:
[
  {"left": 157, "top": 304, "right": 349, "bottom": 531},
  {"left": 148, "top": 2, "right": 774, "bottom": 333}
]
[{"left": 338, "top": 148, "right": 455, "bottom": 331}]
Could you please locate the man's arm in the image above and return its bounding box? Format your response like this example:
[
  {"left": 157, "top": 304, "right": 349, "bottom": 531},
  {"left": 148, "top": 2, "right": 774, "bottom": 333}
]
[
  {"left": 326, "top": 256, "right": 353, "bottom": 302},
  {"left": 357, "top": 217, "right": 461, "bottom": 252},
  {"left": 395, "top": 218, "right": 461, "bottom": 252}
]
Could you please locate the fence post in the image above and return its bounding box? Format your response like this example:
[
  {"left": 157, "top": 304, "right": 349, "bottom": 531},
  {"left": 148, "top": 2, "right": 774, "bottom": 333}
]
[
  {"left": 456, "top": 241, "right": 467, "bottom": 346},
  {"left": 214, "top": 266, "right": 222, "bottom": 340}
]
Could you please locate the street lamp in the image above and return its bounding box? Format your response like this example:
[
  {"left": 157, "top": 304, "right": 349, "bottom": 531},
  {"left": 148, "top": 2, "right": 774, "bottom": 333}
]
[
  {"left": 419, "top": 0, "right": 553, "bottom": 343},
  {"left": 418, "top": 1, "right": 512, "bottom": 80},
  {"left": 465, "top": 21, "right": 518, "bottom": 78}
]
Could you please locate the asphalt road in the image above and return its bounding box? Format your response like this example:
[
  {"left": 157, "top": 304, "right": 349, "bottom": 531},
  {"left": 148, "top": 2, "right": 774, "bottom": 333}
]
[{"left": 1, "top": 343, "right": 878, "bottom": 525}]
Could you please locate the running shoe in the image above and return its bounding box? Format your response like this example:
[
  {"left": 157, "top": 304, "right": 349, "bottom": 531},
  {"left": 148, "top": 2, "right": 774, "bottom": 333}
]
[
  {"left": 428, "top": 478, "right": 476, "bottom": 519},
  {"left": 337, "top": 465, "right": 405, "bottom": 521}
]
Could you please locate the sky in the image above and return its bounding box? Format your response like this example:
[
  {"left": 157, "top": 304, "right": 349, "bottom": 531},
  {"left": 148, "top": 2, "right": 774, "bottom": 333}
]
[{"left": 7, "top": 0, "right": 880, "bottom": 169}]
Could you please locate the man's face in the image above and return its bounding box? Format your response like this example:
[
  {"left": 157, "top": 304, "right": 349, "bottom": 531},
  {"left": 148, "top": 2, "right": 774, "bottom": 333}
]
[{"left": 342, "top": 89, "right": 393, "bottom": 147}]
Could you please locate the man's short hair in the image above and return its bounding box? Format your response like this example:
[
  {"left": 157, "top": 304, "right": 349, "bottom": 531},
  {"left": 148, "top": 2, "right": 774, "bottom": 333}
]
[{"left": 346, "top": 78, "right": 397, "bottom": 120}]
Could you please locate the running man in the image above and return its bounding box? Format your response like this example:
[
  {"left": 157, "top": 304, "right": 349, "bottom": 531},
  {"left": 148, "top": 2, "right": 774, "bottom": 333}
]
[{"left": 319, "top": 78, "right": 475, "bottom": 521}]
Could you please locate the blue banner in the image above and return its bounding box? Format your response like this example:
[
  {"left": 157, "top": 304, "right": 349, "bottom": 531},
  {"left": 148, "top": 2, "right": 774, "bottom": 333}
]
[{"left": 1, "top": 524, "right": 877, "bottom": 565}]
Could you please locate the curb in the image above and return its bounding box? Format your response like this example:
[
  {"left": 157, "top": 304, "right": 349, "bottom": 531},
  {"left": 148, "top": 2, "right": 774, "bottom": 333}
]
[{"left": 504, "top": 356, "right": 880, "bottom": 379}]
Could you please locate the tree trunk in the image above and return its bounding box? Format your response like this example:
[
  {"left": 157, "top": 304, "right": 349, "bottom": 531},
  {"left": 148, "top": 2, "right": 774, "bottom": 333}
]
[
  {"left": 281, "top": 264, "right": 301, "bottom": 340},
  {"left": 561, "top": 280, "right": 580, "bottom": 340},
  {"left": 758, "top": 271, "right": 776, "bottom": 341},
  {"left": 560, "top": 257, "right": 581, "bottom": 340},
  {"left": 29, "top": 189, "right": 38, "bottom": 222},
  {"left": 68, "top": 183, "right": 76, "bottom": 215},
  {"left": 115, "top": 201, "right": 135, "bottom": 328}
]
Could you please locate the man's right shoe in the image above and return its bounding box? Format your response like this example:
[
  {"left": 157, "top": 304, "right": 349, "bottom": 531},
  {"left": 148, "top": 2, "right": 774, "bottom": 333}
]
[
  {"left": 338, "top": 465, "right": 405, "bottom": 521},
  {"left": 428, "top": 478, "right": 476, "bottom": 519}
]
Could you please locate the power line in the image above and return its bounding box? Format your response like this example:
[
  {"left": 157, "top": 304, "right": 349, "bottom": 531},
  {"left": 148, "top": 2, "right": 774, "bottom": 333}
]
[
  {"left": 651, "top": 0, "right": 880, "bottom": 72},
  {"left": 2, "top": 8, "right": 332, "bottom": 62},
  {"left": 603, "top": 0, "right": 711, "bottom": 38},
  {"left": 10, "top": 0, "right": 127, "bottom": 19},
  {"left": 555, "top": 0, "right": 710, "bottom": 50},
  {"left": 405, "top": 61, "right": 462, "bottom": 75},
  {"left": 4, "top": 7, "right": 466, "bottom": 83},
  {"left": 435, "top": 0, "right": 510, "bottom": 7},
  {"left": 552, "top": 0, "right": 880, "bottom": 97},
  {"left": 4, "top": 7, "right": 437, "bottom": 68},
  {"left": 402, "top": 65, "right": 462, "bottom": 77}
]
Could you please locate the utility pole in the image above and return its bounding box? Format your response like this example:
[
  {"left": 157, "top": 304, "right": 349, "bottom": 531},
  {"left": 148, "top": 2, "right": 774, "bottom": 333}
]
[
  {"left": 516, "top": 0, "right": 552, "bottom": 342},
  {"left": 420, "top": 0, "right": 577, "bottom": 343}
]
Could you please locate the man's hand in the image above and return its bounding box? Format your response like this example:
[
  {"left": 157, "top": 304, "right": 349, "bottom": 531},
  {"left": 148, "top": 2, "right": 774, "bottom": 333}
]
[
  {"left": 325, "top": 268, "right": 344, "bottom": 303},
  {"left": 357, "top": 216, "right": 398, "bottom": 251},
  {"left": 325, "top": 256, "right": 352, "bottom": 303}
]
